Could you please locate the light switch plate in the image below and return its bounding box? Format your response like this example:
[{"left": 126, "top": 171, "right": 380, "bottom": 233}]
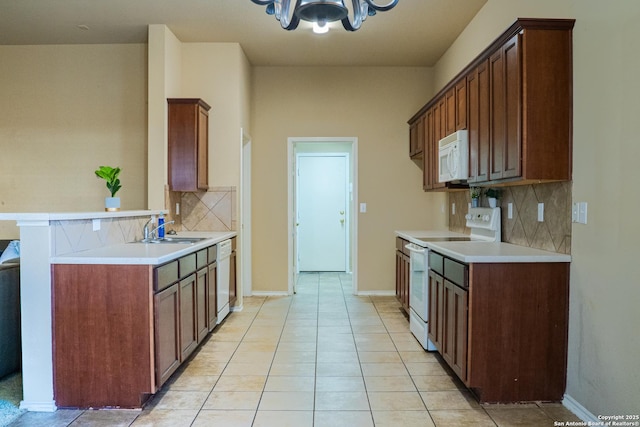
[
  {"left": 452, "top": 203, "right": 456, "bottom": 215},
  {"left": 92, "top": 219, "right": 100, "bottom": 231},
  {"left": 572, "top": 202, "right": 588, "bottom": 224},
  {"left": 359, "top": 203, "right": 367, "bottom": 213},
  {"left": 507, "top": 203, "right": 513, "bottom": 219}
]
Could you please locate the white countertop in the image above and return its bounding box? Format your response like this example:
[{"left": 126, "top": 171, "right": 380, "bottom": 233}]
[
  {"left": 51, "top": 231, "right": 236, "bottom": 265},
  {"left": 395, "top": 230, "right": 470, "bottom": 246},
  {"left": 395, "top": 230, "right": 571, "bottom": 263}
]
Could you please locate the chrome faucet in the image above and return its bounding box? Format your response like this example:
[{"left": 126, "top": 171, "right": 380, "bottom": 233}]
[{"left": 149, "top": 220, "right": 175, "bottom": 239}]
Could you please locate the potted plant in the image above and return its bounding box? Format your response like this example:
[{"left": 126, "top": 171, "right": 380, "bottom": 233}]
[
  {"left": 95, "top": 166, "right": 122, "bottom": 211},
  {"left": 485, "top": 187, "right": 501, "bottom": 208},
  {"left": 470, "top": 187, "right": 481, "bottom": 207}
]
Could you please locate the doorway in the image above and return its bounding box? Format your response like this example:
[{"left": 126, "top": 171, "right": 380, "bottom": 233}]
[{"left": 287, "top": 137, "right": 358, "bottom": 295}]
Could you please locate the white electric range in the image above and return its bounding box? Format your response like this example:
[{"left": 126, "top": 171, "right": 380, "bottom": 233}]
[{"left": 404, "top": 207, "right": 501, "bottom": 351}]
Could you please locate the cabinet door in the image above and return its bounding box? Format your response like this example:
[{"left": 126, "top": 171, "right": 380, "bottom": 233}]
[
  {"left": 197, "top": 105, "right": 209, "bottom": 190},
  {"left": 196, "top": 268, "right": 208, "bottom": 343},
  {"left": 432, "top": 100, "right": 446, "bottom": 190},
  {"left": 423, "top": 108, "right": 434, "bottom": 190},
  {"left": 428, "top": 270, "right": 444, "bottom": 352},
  {"left": 467, "top": 60, "right": 490, "bottom": 183},
  {"left": 448, "top": 281, "right": 468, "bottom": 381},
  {"left": 445, "top": 88, "right": 456, "bottom": 136},
  {"left": 207, "top": 261, "right": 218, "bottom": 331},
  {"left": 490, "top": 35, "right": 521, "bottom": 181},
  {"left": 409, "top": 115, "right": 424, "bottom": 159},
  {"left": 155, "top": 283, "right": 180, "bottom": 387},
  {"left": 455, "top": 79, "right": 467, "bottom": 130},
  {"left": 179, "top": 274, "right": 198, "bottom": 361}
]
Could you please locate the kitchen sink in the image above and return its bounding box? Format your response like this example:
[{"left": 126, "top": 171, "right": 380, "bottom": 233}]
[{"left": 132, "top": 237, "right": 207, "bottom": 244}]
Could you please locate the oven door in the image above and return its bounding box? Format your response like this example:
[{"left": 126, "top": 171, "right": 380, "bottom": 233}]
[{"left": 406, "top": 243, "right": 428, "bottom": 321}]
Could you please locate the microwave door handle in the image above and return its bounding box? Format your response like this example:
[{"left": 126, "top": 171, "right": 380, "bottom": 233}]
[
  {"left": 449, "top": 145, "right": 458, "bottom": 177},
  {"left": 447, "top": 148, "right": 455, "bottom": 177}
]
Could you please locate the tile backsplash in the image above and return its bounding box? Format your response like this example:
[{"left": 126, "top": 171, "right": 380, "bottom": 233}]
[
  {"left": 167, "top": 187, "right": 236, "bottom": 232},
  {"left": 448, "top": 181, "right": 572, "bottom": 255}
]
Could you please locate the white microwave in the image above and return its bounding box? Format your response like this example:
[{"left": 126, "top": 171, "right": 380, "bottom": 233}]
[{"left": 438, "top": 130, "right": 469, "bottom": 183}]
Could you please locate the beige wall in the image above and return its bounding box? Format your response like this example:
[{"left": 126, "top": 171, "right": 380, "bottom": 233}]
[
  {"left": 436, "top": 0, "right": 640, "bottom": 416},
  {"left": 251, "top": 66, "right": 447, "bottom": 293},
  {"left": 0, "top": 44, "right": 148, "bottom": 238}
]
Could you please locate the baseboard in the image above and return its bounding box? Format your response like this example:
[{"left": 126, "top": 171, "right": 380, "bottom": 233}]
[
  {"left": 355, "top": 290, "right": 396, "bottom": 296},
  {"left": 230, "top": 304, "right": 243, "bottom": 312},
  {"left": 19, "top": 400, "right": 57, "bottom": 412},
  {"left": 563, "top": 393, "right": 598, "bottom": 422},
  {"left": 250, "top": 291, "right": 290, "bottom": 297}
]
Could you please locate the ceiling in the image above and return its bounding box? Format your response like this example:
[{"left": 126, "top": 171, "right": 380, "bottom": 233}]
[{"left": 0, "top": 0, "right": 487, "bottom": 66}]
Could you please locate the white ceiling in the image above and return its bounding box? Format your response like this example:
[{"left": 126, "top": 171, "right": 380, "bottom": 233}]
[{"left": 0, "top": 0, "right": 487, "bottom": 66}]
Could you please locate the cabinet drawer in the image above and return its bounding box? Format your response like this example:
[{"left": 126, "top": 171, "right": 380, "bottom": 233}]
[
  {"left": 429, "top": 251, "right": 444, "bottom": 275},
  {"left": 396, "top": 237, "right": 409, "bottom": 254},
  {"left": 179, "top": 254, "right": 197, "bottom": 278},
  {"left": 208, "top": 245, "right": 217, "bottom": 262},
  {"left": 444, "top": 258, "right": 468, "bottom": 288},
  {"left": 155, "top": 261, "right": 178, "bottom": 292},
  {"left": 196, "top": 249, "right": 208, "bottom": 269}
]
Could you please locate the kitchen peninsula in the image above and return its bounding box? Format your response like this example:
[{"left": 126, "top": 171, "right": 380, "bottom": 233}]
[{"left": 0, "top": 210, "right": 235, "bottom": 410}]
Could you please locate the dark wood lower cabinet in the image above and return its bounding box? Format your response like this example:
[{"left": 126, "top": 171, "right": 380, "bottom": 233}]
[
  {"left": 427, "top": 254, "right": 569, "bottom": 403},
  {"left": 51, "top": 239, "right": 237, "bottom": 409},
  {"left": 394, "top": 237, "right": 410, "bottom": 313}
]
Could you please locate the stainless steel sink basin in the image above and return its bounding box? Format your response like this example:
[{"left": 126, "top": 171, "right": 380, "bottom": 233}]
[{"left": 133, "top": 237, "right": 207, "bottom": 244}]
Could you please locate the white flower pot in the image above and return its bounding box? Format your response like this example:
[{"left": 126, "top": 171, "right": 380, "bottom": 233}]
[
  {"left": 488, "top": 197, "right": 497, "bottom": 208},
  {"left": 105, "top": 197, "right": 120, "bottom": 212}
]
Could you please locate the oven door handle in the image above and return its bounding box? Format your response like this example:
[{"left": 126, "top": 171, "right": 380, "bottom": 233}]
[{"left": 405, "top": 243, "right": 426, "bottom": 254}]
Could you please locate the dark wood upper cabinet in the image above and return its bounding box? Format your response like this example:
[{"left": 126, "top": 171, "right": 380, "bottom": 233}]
[
  {"left": 168, "top": 98, "right": 211, "bottom": 192},
  {"left": 408, "top": 18, "right": 574, "bottom": 189}
]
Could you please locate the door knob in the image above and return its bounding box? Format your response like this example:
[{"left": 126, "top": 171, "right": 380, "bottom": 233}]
[
  {"left": 340, "top": 219, "right": 345, "bottom": 225},
  {"left": 339, "top": 211, "right": 344, "bottom": 215}
]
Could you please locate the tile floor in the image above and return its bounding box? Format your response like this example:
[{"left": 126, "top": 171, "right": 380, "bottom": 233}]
[{"left": 9, "top": 272, "right": 582, "bottom": 426}]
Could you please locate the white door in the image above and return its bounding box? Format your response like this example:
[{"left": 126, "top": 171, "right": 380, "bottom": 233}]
[{"left": 296, "top": 154, "right": 348, "bottom": 272}]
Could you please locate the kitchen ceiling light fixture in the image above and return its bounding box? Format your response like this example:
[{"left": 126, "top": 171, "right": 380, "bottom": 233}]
[{"left": 250, "top": 0, "right": 399, "bottom": 32}]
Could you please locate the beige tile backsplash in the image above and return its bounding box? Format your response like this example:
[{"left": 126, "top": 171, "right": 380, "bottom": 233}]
[
  {"left": 448, "top": 182, "right": 572, "bottom": 255},
  {"left": 169, "top": 187, "right": 237, "bottom": 232}
]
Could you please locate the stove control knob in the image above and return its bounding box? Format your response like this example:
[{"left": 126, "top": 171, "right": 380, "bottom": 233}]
[
  {"left": 482, "top": 215, "right": 491, "bottom": 222},
  {"left": 465, "top": 214, "right": 472, "bottom": 220}
]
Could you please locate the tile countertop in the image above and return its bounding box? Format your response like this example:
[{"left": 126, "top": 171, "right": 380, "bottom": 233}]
[
  {"left": 395, "top": 230, "right": 571, "bottom": 263},
  {"left": 51, "top": 231, "right": 237, "bottom": 266}
]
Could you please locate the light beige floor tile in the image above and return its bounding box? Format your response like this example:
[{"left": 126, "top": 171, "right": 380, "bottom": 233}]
[
  {"left": 315, "top": 391, "right": 370, "bottom": 410},
  {"left": 316, "top": 340, "right": 357, "bottom": 352},
  {"left": 180, "top": 360, "right": 227, "bottom": 376},
  {"left": 364, "top": 375, "right": 416, "bottom": 391},
  {"left": 277, "top": 340, "right": 317, "bottom": 352},
  {"left": 485, "top": 406, "right": 555, "bottom": 426},
  {"left": 537, "top": 402, "right": 583, "bottom": 423},
  {"left": 273, "top": 350, "right": 316, "bottom": 364},
  {"left": 9, "top": 409, "right": 83, "bottom": 427},
  {"left": 258, "top": 391, "right": 315, "bottom": 410},
  {"left": 253, "top": 410, "right": 314, "bottom": 427},
  {"left": 412, "top": 375, "right": 462, "bottom": 392},
  {"left": 317, "top": 318, "right": 352, "bottom": 327},
  {"left": 264, "top": 376, "right": 315, "bottom": 392},
  {"left": 314, "top": 410, "right": 375, "bottom": 427},
  {"left": 358, "top": 351, "right": 402, "bottom": 363},
  {"left": 168, "top": 374, "right": 219, "bottom": 391},
  {"left": 269, "top": 362, "right": 316, "bottom": 376},
  {"left": 399, "top": 350, "right": 440, "bottom": 363},
  {"left": 151, "top": 390, "right": 210, "bottom": 410},
  {"left": 361, "top": 362, "right": 409, "bottom": 377},
  {"left": 430, "top": 409, "right": 496, "bottom": 426},
  {"left": 213, "top": 375, "right": 267, "bottom": 391},
  {"left": 372, "top": 410, "right": 436, "bottom": 427},
  {"left": 230, "top": 350, "right": 275, "bottom": 364},
  {"left": 223, "top": 361, "right": 272, "bottom": 376},
  {"left": 316, "top": 362, "right": 362, "bottom": 376},
  {"left": 316, "top": 351, "right": 359, "bottom": 363},
  {"left": 68, "top": 409, "right": 140, "bottom": 427},
  {"left": 191, "top": 410, "right": 255, "bottom": 427},
  {"left": 405, "top": 361, "right": 450, "bottom": 376},
  {"left": 130, "top": 409, "right": 198, "bottom": 427},
  {"left": 420, "top": 390, "right": 480, "bottom": 410},
  {"left": 367, "top": 391, "right": 427, "bottom": 411},
  {"left": 316, "top": 325, "right": 352, "bottom": 335},
  {"left": 236, "top": 341, "right": 278, "bottom": 353},
  {"left": 315, "top": 376, "right": 366, "bottom": 392},
  {"left": 202, "top": 391, "right": 261, "bottom": 410},
  {"left": 350, "top": 324, "right": 388, "bottom": 334},
  {"left": 198, "top": 340, "right": 239, "bottom": 353}
]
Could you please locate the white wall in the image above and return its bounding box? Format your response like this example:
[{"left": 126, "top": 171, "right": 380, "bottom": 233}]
[{"left": 435, "top": 0, "right": 640, "bottom": 416}]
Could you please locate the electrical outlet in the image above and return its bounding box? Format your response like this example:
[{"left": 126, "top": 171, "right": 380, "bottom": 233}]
[
  {"left": 507, "top": 203, "right": 513, "bottom": 219},
  {"left": 175, "top": 203, "right": 180, "bottom": 215},
  {"left": 92, "top": 219, "right": 100, "bottom": 231},
  {"left": 360, "top": 203, "right": 367, "bottom": 213},
  {"left": 572, "top": 202, "right": 588, "bottom": 224},
  {"left": 452, "top": 203, "right": 456, "bottom": 215},
  {"left": 537, "top": 203, "right": 544, "bottom": 222}
]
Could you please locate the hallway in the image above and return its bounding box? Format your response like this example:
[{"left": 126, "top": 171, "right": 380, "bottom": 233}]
[{"left": 11, "top": 273, "right": 580, "bottom": 426}]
